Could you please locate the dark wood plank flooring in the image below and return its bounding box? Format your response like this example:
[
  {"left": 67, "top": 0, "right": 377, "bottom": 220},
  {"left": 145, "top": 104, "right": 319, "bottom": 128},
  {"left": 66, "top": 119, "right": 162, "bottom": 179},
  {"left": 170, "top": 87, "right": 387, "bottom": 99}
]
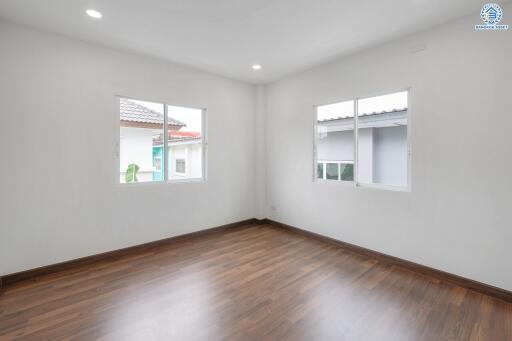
[{"left": 1, "top": 223, "right": 511, "bottom": 340}]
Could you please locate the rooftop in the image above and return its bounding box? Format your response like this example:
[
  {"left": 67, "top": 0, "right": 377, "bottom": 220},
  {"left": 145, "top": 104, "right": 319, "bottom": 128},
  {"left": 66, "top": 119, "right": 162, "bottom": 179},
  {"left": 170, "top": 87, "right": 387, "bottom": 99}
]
[
  {"left": 120, "top": 98, "right": 185, "bottom": 127},
  {"left": 318, "top": 108, "right": 407, "bottom": 122},
  {"left": 153, "top": 131, "right": 202, "bottom": 146}
]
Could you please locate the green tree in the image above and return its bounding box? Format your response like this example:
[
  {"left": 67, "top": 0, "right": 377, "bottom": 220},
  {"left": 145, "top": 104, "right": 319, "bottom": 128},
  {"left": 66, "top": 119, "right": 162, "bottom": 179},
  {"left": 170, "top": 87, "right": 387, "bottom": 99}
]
[{"left": 125, "top": 164, "right": 140, "bottom": 183}]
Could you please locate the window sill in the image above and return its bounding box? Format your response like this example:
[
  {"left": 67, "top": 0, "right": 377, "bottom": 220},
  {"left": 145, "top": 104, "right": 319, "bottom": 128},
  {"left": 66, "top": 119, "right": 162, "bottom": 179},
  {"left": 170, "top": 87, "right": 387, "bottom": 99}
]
[
  {"left": 314, "top": 179, "right": 355, "bottom": 186},
  {"left": 313, "top": 179, "right": 411, "bottom": 192},
  {"left": 356, "top": 182, "right": 411, "bottom": 192},
  {"left": 118, "top": 178, "right": 206, "bottom": 187}
]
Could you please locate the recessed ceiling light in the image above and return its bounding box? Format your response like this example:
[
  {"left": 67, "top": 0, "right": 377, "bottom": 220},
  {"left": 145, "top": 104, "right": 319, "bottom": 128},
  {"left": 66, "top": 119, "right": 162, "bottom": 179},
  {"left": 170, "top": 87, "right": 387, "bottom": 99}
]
[
  {"left": 252, "top": 64, "right": 262, "bottom": 70},
  {"left": 86, "top": 9, "right": 103, "bottom": 19}
]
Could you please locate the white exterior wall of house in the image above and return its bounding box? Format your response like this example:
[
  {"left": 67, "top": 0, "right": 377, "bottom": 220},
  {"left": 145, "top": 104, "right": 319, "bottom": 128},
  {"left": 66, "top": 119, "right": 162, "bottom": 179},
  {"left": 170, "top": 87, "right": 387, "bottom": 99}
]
[
  {"left": 119, "top": 127, "right": 159, "bottom": 182},
  {"left": 373, "top": 126, "right": 408, "bottom": 186},
  {"left": 119, "top": 127, "right": 203, "bottom": 182},
  {"left": 357, "top": 128, "right": 374, "bottom": 184},
  {"left": 317, "top": 124, "right": 407, "bottom": 185},
  {"left": 168, "top": 142, "right": 202, "bottom": 180},
  {"left": 317, "top": 130, "right": 353, "bottom": 161}
]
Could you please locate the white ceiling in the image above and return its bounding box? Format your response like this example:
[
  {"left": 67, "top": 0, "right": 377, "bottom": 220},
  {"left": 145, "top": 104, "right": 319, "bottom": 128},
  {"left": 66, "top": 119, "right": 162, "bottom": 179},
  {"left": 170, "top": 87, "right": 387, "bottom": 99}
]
[{"left": 0, "top": 0, "right": 502, "bottom": 84}]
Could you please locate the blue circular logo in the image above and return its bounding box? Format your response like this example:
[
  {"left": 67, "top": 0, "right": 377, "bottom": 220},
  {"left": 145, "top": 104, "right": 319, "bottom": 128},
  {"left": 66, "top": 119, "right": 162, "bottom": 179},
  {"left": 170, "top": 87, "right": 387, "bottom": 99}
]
[{"left": 481, "top": 3, "right": 503, "bottom": 25}]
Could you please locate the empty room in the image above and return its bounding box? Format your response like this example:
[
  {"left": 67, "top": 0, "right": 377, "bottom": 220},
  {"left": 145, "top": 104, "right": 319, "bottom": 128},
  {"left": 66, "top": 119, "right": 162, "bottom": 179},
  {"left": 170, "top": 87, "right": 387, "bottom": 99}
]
[{"left": 0, "top": 0, "right": 511, "bottom": 340}]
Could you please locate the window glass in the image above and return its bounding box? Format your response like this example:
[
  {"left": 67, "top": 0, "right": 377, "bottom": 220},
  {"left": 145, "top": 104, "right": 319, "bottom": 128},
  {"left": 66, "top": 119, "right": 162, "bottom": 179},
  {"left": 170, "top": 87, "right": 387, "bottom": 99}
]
[
  {"left": 167, "top": 105, "right": 203, "bottom": 180},
  {"left": 119, "top": 98, "right": 205, "bottom": 184},
  {"left": 326, "top": 163, "right": 340, "bottom": 180},
  {"left": 339, "top": 162, "right": 354, "bottom": 181},
  {"left": 317, "top": 162, "right": 324, "bottom": 179},
  {"left": 314, "top": 91, "right": 409, "bottom": 189},
  {"left": 176, "top": 159, "right": 186, "bottom": 174},
  {"left": 119, "top": 98, "right": 164, "bottom": 183},
  {"left": 316, "top": 100, "right": 354, "bottom": 182},
  {"left": 357, "top": 91, "right": 408, "bottom": 187}
]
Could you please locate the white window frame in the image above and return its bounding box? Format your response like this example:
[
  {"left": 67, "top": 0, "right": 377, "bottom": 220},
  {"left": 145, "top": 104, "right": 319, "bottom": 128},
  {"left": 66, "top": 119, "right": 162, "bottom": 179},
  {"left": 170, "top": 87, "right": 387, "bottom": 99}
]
[
  {"left": 116, "top": 95, "right": 208, "bottom": 186},
  {"left": 313, "top": 88, "right": 412, "bottom": 192}
]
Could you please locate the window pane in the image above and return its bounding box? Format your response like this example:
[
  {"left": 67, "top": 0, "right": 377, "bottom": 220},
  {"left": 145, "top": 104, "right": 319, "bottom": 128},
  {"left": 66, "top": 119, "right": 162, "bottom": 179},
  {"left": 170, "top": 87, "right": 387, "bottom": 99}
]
[
  {"left": 167, "top": 105, "right": 203, "bottom": 180},
  {"left": 340, "top": 163, "right": 354, "bottom": 181},
  {"left": 316, "top": 100, "right": 354, "bottom": 182},
  {"left": 317, "top": 162, "right": 324, "bottom": 179},
  {"left": 357, "top": 91, "right": 408, "bottom": 187},
  {"left": 176, "top": 159, "right": 186, "bottom": 174},
  {"left": 326, "top": 163, "right": 340, "bottom": 180},
  {"left": 119, "top": 98, "right": 164, "bottom": 183}
]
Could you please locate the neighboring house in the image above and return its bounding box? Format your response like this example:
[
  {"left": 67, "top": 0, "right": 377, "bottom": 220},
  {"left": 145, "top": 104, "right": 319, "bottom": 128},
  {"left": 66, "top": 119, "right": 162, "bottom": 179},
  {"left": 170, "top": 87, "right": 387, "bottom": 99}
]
[
  {"left": 152, "top": 130, "right": 202, "bottom": 181},
  {"left": 317, "top": 108, "right": 408, "bottom": 186},
  {"left": 119, "top": 98, "right": 202, "bottom": 182}
]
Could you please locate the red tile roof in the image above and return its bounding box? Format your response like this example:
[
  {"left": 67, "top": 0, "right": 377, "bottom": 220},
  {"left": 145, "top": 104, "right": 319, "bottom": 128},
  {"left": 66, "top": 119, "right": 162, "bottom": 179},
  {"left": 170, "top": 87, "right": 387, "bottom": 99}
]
[
  {"left": 153, "top": 130, "right": 202, "bottom": 145},
  {"left": 169, "top": 131, "right": 201, "bottom": 139}
]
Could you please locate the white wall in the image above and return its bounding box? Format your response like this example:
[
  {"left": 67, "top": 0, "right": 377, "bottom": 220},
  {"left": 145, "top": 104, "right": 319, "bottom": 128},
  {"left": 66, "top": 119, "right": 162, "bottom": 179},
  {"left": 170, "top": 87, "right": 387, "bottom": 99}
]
[
  {"left": 265, "top": 9, "right": 512, "bottom": 291},
  {"left": 254, "top": 85, "right": 267, "bottom": 219},
  {"left": 0, "top": 20, "right": 257, "bottom": 276},
  {"left": 1, "top": 8, "right": 511, "bottom": 293}
]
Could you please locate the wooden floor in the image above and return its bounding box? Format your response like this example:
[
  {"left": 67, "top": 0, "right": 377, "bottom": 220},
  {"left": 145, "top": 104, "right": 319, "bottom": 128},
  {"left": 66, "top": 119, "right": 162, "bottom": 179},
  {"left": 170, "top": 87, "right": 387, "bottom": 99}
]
[{"left": 1, "top": 223, "right": 511, "bottom": 340}]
